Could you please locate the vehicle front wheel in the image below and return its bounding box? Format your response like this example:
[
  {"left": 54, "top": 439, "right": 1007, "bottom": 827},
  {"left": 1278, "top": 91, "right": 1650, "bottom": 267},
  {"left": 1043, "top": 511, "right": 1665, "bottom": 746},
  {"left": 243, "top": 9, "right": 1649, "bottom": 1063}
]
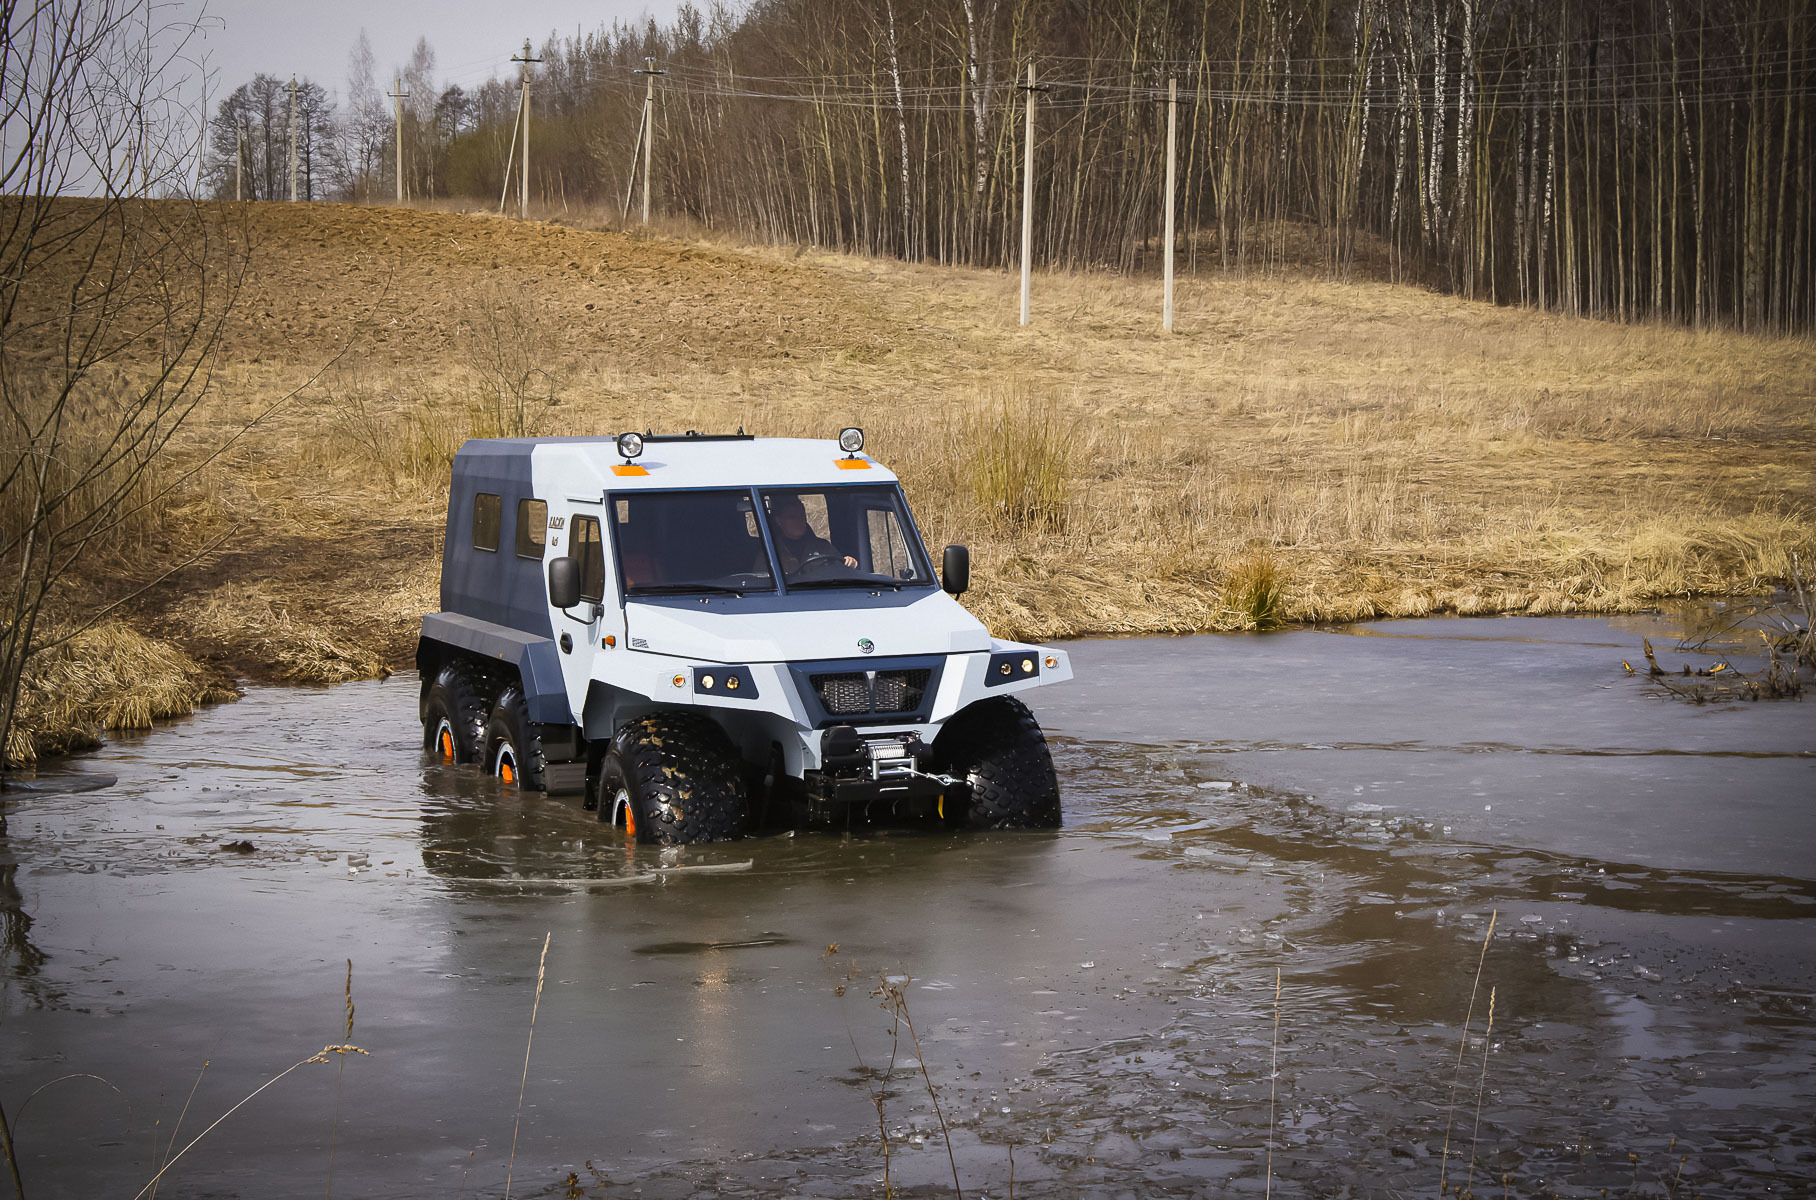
[
  {"left": 604, "top": 712, "right": 750, "bottom": 844},
  {"left": 423, "top": 662, "right": 491, "bottom": 764},
  {"left": 484, "top": 686, "right": 548, "bottom": 791},
  {"left": 934, "top": 696, "right": 1062, "bottom": 830}
]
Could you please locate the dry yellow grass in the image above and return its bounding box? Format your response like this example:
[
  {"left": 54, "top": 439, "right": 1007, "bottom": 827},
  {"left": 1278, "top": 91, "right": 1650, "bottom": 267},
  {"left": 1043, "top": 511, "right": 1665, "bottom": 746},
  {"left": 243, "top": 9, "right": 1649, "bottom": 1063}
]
[
  {"left": 7, "top": 623, "right": 237, "bottom": 764},
  {"left": 6, "top": 200, "right": 1812, "bottom": 761}
]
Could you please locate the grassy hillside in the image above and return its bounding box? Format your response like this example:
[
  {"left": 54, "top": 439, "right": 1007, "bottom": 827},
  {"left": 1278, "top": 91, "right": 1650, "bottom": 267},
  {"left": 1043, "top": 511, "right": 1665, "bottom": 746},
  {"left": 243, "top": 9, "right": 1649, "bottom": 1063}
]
[{"left": 9, "top": 201, "right": 1813, "bottom": 760}]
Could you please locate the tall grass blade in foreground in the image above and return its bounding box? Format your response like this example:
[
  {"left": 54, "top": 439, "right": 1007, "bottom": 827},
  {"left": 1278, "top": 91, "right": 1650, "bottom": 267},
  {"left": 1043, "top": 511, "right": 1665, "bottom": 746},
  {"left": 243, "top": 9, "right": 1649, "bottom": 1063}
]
[
  {"left": 151, "top": 1060, "right": 209, "bottom": 1200},
  {"left": 505, "top": 933, "right": 551, "bottom": 1200},
  {"left": 326, "top": 958, "right": 354, "bottom": 1197},
  {"left": 1466, "top": 987, "right": 1498, "bottom": 1195},
  {"left": 875, "top": 976, "right": 962, "bottom": 1200},
  {"left": 132, "top": 1045, "right": 367, "bottom": 1199},
  {"left": 1266, "top": 967, "right": 1281, "bottom": 1199},
  {"left": 1, "top": 1095, "right": 22, "bottom": 1200},
  {"left": 1439, "top": 911, "right": 1498, "bottom": 1196}
]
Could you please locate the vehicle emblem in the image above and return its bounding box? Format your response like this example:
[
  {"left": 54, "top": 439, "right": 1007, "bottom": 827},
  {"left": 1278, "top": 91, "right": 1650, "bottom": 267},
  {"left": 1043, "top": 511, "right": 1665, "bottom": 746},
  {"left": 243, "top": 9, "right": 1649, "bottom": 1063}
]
[{"left": 857, "top": 638, "right": 875, "bottom": 654}]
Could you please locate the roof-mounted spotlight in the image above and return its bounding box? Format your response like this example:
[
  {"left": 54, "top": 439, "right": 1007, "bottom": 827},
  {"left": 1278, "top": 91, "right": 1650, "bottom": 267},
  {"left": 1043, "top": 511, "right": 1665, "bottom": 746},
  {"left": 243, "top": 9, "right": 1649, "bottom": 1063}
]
[
  {"left": 838, "top": 427, "right": 864, "bottom": 455},
  {"left": 616, "top": 431, "right": 645, "bottom": 460}
]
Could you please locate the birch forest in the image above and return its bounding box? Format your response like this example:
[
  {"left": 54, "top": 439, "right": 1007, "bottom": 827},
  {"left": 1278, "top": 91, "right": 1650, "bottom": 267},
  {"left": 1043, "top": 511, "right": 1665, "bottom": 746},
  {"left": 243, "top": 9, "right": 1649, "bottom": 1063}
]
[{"left": 342, "top": 0, "right": 1816, "bottom": 332}]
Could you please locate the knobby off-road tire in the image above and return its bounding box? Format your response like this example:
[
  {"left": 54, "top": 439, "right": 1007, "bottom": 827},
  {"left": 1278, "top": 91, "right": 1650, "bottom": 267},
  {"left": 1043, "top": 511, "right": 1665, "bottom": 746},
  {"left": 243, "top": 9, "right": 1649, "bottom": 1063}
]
[
  {"left": 605, "top": 712, "right": 750, "bottom": 845},
  {"left": 484, "top": 685, "right": 548, "bottom": 791},
  {"left": 423, "top": 662, "right": 492, "bottom": 764},
  {"left": 934, "top": 696, "right": 1062, "bottom": 830}
]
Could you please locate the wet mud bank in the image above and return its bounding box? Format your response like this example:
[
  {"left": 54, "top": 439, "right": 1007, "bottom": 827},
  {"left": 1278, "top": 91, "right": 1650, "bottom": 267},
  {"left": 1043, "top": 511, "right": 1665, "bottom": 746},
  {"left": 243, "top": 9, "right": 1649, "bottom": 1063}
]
[{"left": 1, "top": 613, "right": 1812, "bottom": 1197}]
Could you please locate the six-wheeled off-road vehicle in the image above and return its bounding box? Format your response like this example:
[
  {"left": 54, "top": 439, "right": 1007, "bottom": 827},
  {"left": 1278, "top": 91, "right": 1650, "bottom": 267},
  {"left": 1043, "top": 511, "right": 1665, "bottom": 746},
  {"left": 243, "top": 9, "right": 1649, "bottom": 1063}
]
[{"left": 417, "top": 428, "right": 1070, "bottom": 843}]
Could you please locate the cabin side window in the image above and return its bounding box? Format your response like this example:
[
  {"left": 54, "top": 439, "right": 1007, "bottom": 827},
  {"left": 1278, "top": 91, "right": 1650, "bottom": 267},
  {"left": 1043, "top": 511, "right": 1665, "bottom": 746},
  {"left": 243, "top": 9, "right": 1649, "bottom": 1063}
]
[
  {"left": 515, "top": 499, "right": 548, "bottom": 559},
  {"left": 472, "top": 492, "right": 502, "bottom": 552},
  {"left": 572, "top": 516, "right": 605, "bottom": 601}
]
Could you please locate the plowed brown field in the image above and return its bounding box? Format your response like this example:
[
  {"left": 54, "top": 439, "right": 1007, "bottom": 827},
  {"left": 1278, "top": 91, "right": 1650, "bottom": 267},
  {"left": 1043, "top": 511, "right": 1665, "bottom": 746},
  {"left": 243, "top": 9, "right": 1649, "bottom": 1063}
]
[{"left": 10, "top": 200, "right": 1813, "bottom": 759}]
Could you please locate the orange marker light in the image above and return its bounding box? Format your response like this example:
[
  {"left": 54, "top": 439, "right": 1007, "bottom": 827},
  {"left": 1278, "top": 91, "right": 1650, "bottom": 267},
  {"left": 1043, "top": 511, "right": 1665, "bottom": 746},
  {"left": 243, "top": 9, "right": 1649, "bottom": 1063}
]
[
  {"left": 604, "top": 635, "right": 616, "bottom": 648},
  {"left": 835, "top": 459, "right": 871, "bottom": 470},
  {"left": 612, "top": 464, "right": 650, "bottom": 476},
  {"left": 1044, "top": 655, "right": 1058, "bottom": 668},
  {"left": 671, "top": 674, "right": 687, "bottom": 688}
]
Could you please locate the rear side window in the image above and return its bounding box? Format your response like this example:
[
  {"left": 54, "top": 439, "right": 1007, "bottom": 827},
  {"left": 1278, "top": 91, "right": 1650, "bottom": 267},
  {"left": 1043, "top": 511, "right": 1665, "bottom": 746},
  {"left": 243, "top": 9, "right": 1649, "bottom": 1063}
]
[
  {"left": 472, "top": 492, "right": 501, "bottom": 551},
  {"left": 572, "top": 516, "right": 604, "bottom": 601},
  {"left": 516, "top": 499, "right": 548, "bottom": 559}
]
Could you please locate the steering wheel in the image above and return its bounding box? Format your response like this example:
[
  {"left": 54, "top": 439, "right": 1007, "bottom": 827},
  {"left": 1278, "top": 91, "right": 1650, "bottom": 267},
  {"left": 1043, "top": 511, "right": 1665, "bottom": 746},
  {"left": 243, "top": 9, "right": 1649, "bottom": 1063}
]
[{"left": 794, "top": 552, "right": 838, "bottom": 572}]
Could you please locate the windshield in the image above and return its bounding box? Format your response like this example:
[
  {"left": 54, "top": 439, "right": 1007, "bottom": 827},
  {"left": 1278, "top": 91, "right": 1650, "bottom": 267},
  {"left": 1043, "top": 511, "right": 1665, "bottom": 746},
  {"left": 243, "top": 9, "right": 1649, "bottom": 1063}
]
[
  {"left": 611, "top": 490, "right": 777, "bottom": 595},
  {"left": 610, "top": 485, "right": 936, "bottom": 597},
  {"left": 759, "top": 485, "right": 934, "bottom": 589}
]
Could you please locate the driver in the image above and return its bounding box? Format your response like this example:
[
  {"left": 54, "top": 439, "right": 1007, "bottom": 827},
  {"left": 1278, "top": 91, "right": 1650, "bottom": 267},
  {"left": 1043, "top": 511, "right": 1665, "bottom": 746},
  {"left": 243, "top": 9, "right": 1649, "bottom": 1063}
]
[{"left": 769, "top": 494, "right": 857, "bottom": 574}]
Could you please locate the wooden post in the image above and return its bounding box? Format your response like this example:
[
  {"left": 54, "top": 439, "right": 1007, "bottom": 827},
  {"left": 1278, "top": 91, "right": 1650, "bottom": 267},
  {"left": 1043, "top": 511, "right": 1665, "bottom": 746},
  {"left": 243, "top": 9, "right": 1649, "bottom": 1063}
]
[
  {"left": 1164, "top": 76, "right": 1177, "bottom": 331},
  {"left": 1020, "top": 63, "right": 1037, "bottom": 327},
  {"left": 635, "top": 58, "right": 667, "bottom": 224},
  {"left": 388, "top": 76, "right": 408, "bottom": 204},
  {"left": 520, "top": 42, "right": 532, "bottom": 218},
  {"left": 511, "top": 41, "right": 542, "bottom": 219},
  {"left": 642, "top": 66, "right": 654, "bottom": 223}
]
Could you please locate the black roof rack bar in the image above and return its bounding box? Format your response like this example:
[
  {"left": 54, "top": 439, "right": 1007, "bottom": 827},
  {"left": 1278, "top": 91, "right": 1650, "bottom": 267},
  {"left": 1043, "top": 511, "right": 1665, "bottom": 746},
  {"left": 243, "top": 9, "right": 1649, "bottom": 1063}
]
[{"left": 631, "top": 429, "right": 755, "bottom": 443}]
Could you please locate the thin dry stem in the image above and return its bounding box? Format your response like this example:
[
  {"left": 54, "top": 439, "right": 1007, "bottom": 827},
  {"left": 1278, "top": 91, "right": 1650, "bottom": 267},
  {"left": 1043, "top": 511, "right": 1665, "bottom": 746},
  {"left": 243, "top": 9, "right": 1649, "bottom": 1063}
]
[
  {"left": 505, "top": 932, "right": 551, "bottom": 1200},
  {"left": 152, "top": 1059, "right": 209, "bottom": 1200},
  {"left": 1266, "top": 967, "right": 1282, "bottom": 1200},
  {"left": 1440, "top": 911, "right": 1499, "bottom": 1196},
  {"left": 1466, "top": 987, "right": 1499, "bottom": 1194},
  {"left": 326, "top": 958, "right": 354, "bottom": 1197},
  {"left": 132, "top": 1046, "right": 366, "bottom": 1200}
]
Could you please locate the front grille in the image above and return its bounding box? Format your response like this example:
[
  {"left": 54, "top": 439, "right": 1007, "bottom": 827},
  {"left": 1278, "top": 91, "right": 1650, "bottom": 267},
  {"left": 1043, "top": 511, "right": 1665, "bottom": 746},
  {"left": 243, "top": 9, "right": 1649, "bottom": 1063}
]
[
  {"left": 812, "top": 668, "right": 932, "bottom": 717},
  {"left": 814, "top": 673, "right": 872, "bottom": 715},
  {"left": 873, "top": 668, "right": 930, "bottom": 711}
]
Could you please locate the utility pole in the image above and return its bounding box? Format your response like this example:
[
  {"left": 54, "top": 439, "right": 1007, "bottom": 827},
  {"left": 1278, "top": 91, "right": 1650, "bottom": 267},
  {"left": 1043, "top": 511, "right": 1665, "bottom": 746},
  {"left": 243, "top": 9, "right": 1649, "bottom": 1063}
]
[
  {"left": 1163, "top": 76, "right": 1177, "bottom": 332},
  {"left": 235, "top": 122, "right": 244, "bottom": 201},
  {"left": 634, "top": 57, "right": 667, "bottom": 224},
  {"left": 1017, "top": 64, "right": 1048, "bottom": 327},
  {"left": 388, "top": 76, "right": 409, "bottom": 204},
  {"left": 288, "top": 74, "right": 299, "bottom": 203},
  {"left": 511, "top": 40, "right": 542, "bottom": 219}
]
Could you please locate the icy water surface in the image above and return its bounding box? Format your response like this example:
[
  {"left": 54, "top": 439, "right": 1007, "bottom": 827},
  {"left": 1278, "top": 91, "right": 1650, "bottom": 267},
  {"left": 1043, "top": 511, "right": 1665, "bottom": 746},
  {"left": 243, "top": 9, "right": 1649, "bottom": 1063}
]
[{"left": 1, "top": 613, "right": 1812, "bottom": 1197}]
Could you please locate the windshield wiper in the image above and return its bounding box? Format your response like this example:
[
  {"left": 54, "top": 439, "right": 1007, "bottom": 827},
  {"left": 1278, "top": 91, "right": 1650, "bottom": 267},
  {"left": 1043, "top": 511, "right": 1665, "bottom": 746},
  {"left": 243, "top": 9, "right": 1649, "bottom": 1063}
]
[
  {"left": 787, "top": 576, "right": 906, "bottom": 591},
  {"left": 626, "top": 583, "right": 758, "bottom": 596}
]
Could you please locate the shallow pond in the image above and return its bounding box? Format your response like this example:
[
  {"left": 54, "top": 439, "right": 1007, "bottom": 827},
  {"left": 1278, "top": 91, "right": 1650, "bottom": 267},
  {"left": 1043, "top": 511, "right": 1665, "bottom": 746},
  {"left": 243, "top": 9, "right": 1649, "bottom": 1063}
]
[{"left": 1, "top": 612, "right": 1812, "bottom": 1197}]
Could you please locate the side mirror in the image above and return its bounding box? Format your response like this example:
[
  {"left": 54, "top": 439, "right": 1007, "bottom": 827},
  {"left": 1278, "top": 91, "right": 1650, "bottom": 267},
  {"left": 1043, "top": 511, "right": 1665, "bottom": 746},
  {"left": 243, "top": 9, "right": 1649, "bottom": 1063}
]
[
  {"left": 941, "top": 544, "right": 970, "bottom": 597},
  {"left": 548, "top": 556, "right": 581, "bottom": 610}
]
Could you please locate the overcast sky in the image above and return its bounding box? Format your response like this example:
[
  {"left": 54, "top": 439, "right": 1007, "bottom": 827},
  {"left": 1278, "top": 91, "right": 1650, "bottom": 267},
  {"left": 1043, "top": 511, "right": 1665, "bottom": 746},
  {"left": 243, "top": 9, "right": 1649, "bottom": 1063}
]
[{"left": 184, "top": 0, "right": 691, "bottom": 110}]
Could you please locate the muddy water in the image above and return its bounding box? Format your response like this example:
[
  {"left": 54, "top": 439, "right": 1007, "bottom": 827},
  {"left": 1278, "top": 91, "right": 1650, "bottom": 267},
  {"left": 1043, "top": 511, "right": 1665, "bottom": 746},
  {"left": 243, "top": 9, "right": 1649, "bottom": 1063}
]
[{"left": 1, "top": 613, "right": 1812, "bottom": 1198}]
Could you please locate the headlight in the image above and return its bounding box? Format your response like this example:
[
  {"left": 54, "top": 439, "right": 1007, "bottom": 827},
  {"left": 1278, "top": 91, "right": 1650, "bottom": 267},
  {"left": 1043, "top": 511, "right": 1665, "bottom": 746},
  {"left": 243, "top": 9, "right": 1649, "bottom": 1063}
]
[
  {"left": 617, "top": 431, "right": 645, "bottom": 459},
  {"left": 838, "top": 427, "right": 864, "bottom": 454},
  {"left": 693, "top": 666, "right": 759, "bottom": 698}
]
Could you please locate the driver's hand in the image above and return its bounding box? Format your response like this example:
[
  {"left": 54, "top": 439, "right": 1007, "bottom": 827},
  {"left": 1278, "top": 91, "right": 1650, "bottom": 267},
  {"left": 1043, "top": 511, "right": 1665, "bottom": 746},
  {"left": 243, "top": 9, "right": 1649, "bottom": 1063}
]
[{"left": 843, "top": 555, "right": 858, "bottom": 567}]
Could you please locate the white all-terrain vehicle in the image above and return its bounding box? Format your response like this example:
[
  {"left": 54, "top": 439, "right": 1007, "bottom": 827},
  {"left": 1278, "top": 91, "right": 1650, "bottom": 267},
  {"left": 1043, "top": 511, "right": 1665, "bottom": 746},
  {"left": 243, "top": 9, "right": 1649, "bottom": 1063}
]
[{"left": 417, "top": 428, "right": 1071, "bottom": 843}]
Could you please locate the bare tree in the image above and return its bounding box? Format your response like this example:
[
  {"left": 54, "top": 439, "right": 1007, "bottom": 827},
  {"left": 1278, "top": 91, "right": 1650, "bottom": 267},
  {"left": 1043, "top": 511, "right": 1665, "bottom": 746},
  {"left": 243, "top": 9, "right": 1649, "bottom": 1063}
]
[
  {"left": 2, "top": 1, "right": 251, "bottom": 777},
  {"left": 344, "top": 30, "right": 389, "bottom": 202}
]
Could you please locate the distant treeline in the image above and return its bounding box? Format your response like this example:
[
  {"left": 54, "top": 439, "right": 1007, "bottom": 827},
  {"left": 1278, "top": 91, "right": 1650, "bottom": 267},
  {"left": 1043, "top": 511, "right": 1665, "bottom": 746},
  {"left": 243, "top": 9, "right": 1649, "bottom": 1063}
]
[{"left": 208, "top": 1, "right": 1816, "bottom": 332}]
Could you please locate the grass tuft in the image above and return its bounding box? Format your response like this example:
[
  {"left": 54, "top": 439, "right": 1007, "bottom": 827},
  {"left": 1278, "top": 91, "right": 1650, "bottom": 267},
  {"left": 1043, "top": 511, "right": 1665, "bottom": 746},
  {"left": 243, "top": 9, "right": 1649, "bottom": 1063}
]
[
  {"left": 1222, "top": 549, "right": 1289, "bottom": 631},
  {"left": 967, "top": 386, "right": 1074, "bottom": 532}
]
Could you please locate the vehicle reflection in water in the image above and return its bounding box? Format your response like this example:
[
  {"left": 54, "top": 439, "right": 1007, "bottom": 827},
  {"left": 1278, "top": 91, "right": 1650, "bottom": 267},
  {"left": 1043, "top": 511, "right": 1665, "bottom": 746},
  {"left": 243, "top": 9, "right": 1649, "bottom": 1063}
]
[{"left": 0, "top": 612, "right": 1809, "bottom": 1198}]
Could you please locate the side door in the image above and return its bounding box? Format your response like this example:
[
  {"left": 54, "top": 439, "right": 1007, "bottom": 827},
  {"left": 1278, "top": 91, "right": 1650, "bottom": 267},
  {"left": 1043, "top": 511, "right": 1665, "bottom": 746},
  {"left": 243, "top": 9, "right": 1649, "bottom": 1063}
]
[{"left": 544, "top": 498, "right": 621, "bottom": 721}]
